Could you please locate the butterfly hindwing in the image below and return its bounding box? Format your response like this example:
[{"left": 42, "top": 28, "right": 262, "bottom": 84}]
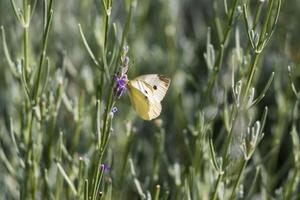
[
  {"left": 148, "top": 98, "right": 162, "bottom": 119},
  {"left": 127, "top": 79, "right": 162, "bottom": 120}
]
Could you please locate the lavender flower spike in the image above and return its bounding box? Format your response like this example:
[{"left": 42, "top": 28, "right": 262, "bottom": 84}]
[
  {"left": 100, "top": 163, "right": 110, "bottom": 173},
  {"left": 115, "top": 75, "right": 127, "bottom": 98}
]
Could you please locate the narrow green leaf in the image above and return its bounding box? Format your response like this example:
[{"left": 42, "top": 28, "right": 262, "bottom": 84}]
[
  {"left": 78, "top": 24, "right": 101, "bottom": 69},
  {"left": 250, "top": 72, "right": 274, "bottom": 107},
  {"left": 209, "top": 136, "right": 220, "bottom": 172},
  {"left": 56, "top": 162, "right": 77, "bottom": 195},
  {"left": 1, "top": 26, "right": 17, "bottom": 76},
  {"left": 9, "top": 0, "right": 22, "bottom": 22}
]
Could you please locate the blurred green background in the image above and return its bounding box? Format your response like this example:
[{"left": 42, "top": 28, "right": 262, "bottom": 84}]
[{"left": 1, "top": 0, "right": 300, "bottom": 199}]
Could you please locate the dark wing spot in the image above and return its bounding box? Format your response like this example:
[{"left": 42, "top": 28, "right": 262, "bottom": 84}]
[
  {"left": 144, "top": 90, "right": 148, "bottom": 94},
  {"left": 158, "top": 75, "right": 170, "bottom": 87},
  {"left": 144, "top": 96, "right": 148, "bottom": 99},
  {"left": 153, "top": 85, "right": 157, "bottom": 90}
]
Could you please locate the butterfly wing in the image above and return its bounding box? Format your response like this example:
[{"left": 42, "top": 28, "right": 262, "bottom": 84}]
[
  {"left": 134, "top": 74, "right": 171, "bottom": 102},
  {"left": 127, "top": 80, "right": 162, "bottom": 120}
]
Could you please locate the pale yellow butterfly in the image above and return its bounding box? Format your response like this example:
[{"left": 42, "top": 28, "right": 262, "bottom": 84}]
[{"left": 127, "top": 74, "right": 171, "bottom": 120}]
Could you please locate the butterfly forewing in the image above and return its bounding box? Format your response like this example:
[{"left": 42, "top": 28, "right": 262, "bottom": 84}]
[
  {"left": 127, "top": 74, "right": 170, "bottom": 120},
  {"left": 134, "top": 74, "right": 171, "bottom": 102}
]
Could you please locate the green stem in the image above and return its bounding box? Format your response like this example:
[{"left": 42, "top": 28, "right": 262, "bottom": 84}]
[
  {"left": 204, "top": 0, "right": 239, "bottom": 103},
  {"left": 84, "top": 179, "right": 89, "bottom": 200},
  {"left": 211, "top": 173, "right": 223, "bottom": 200},
  {"left": 242, "top": 53, "right": 259, "bottom": 103},
  {"left": 100, "top": 92, "right": 115, "bottom": 151},
  {"left": 103, "top": 0, "right": 111, "bottom": 52},
  {"left": 32, "top": 10, "right": 53, "bottom": 102},
  {"left": 242, "top": 0, "right": 275, "bottom": 104},
  {"left": 23, "top": 0, "right": 29, "bottom": 79},
  {"left": 20, "top": 1, "right": 32, "bottom": 198},
  {"left": 211, "top": 105, "right": 238, "bottom": 200},
  {"left": 285, "top": 168, "right": 299, "bottom": 200},
  {"left": 243, "top": 0, "right": 275, "bottom": 103},
  {"left": 21, "top": 110, "right": 35, "bottom": 199},
  {"left": 222, "top": 0, "right": 239, "bottom": 46},
  {"left": 89, "top": 1, "right": 134, "bottom": 198},
  {"left": 245, "top": 1, "right": 264, "bottom": 54},
  {"left": 257, "top": 0, "right": 274, "bottom": 48},
  {"left": 222, "top": 105, "right": 238, "bottom": 164},
  {"left": 253, "top": 2, "right": 264, "bottom": 30},
  {"left": 229, "top": 159, "right": 248, "bottom": 200},
  {"left": 100, "top": 0, "right": 134, "bottom": 151},
  {"left": 45, "top": 113, "right": 57, "bottom": 168},
  {"left": 91, "top": 150, "right": 105, "bottom": 199},
  {"left": 154, "top": 185, "right": 161, "bottom": 200}
]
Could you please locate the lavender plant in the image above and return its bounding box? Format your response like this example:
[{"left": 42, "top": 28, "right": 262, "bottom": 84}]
[{"left": 1, "top": 0, "right": 300, "bottom": 199}]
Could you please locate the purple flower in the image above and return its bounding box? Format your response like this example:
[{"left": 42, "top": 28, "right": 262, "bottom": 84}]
[
  {"left": 112, "top": 106, "right": 118, "bottom": 113},
  {"left": 100, "top": 163, "right": 110, "bottom": 173},
  {"left": 124, "top": 56, "right": 129, "bottom": 66},
  {"left": 115, "top": 75, "right": 127, "bottom": 98}
]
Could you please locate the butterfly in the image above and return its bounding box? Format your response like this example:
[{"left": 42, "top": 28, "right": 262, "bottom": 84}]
[{"left": 127, "top": 74, "right": 171, "bottom": 120}]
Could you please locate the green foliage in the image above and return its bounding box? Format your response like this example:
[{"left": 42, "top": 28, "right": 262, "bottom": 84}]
[{"left": 1, "top": 0, "right": 300, "bottom": 199}]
